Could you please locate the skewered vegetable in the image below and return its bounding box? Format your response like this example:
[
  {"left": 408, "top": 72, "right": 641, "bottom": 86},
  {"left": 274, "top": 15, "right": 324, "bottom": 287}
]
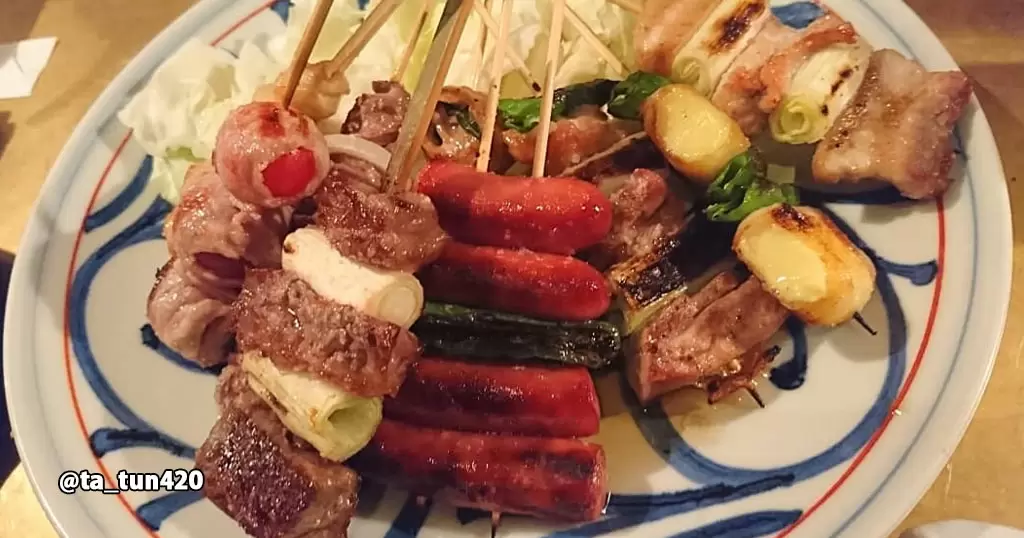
[
  {"left": 282, "top": 228, "right": 424, "bottom": 329},
  {"left": 442, "top": 102, "right": 483, "bottom": 138},
  {"left": 241, "top": 351, "right": 383, "bottom": 462},
  {"left": 411, "top": 303, "right": 622, "bottom": 369},
  {"left": 670, "top": 0, "right": 771, "bottom": 95},
  {"left": 733, "top": 203, "right": 876, "bottom": 326},
  {"left": 607, "top": 214, "right": 737, "bottom": 333},
  {"left": 704, "top": 152, "right": 800, "bottom": 222},
  {"left": 769, "top": 41, "right": 871, "bottom": 144},
  {"left": 643, "top": 84, "right": 750, "bottom": 183},
  {"left": 607, "top": 72, "right": 672, "bottom": 120},
  {"left": 498, "top": 79, "right": 618, "bottom": 133}
]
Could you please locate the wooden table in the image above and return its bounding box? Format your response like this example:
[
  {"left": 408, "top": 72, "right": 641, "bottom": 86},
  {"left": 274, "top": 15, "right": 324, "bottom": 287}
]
[{"left": 0, "top": 0, "right": 1020, "bottom": 536}]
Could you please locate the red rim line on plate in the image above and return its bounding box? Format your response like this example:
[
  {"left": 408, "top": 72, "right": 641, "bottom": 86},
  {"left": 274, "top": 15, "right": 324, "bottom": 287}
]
[
  {"left": 775, "top": 198, "right": 946, "bottom": 537},
  {"left": 58, "top": 4, "right": 949, "bottom": 537}
]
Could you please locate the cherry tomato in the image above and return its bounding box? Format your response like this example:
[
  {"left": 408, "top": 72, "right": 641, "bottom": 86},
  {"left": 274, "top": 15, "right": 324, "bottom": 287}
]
[{"left": 261, "top": 147, "right": 317, "bottom": 198}]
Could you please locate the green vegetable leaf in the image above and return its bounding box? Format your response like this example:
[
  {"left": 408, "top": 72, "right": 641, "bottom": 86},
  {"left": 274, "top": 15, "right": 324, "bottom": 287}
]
[
  {"left": 607, "top": 71, "right": 672, "bottom": 120},
  {"left": 442, "top": 103, "right": 482, "bottom": 138},
  {"left": 704, "top": 152, "right": 800, "bottom": 222},
  {"left": 498, "top": 79, "right": 618, "bottom": 133}
]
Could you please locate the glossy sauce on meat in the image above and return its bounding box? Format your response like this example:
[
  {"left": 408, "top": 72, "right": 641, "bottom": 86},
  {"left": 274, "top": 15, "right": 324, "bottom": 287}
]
[
  {"left": 233, "top": 269, "right": 420, "bottom": 398},
  {"left": 502, "top": 107, "right": 634, "bottom": 176},
  {"left": 313, "top": 176, "right": 448, "bottom": 272}
]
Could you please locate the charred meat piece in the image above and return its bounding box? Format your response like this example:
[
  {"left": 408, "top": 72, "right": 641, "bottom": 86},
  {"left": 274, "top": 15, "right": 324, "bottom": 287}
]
[
  {"left": 198, "top": 366, "right": 359, "bottom": 538},
  {"left": 341, "top": 80, "right": 410, "bottom": 147},
  {"left": 291, "top": 154, "right": 386, "bottom": 231},
  {"left": 812, "top": 49, "right": 972, "bottom": 199},
  {"left": 233, "top": 269, "right": 420, "bottom": 398},
  {"left": 628, "top": 273, "right": 789, "bottom": 404},
  {"left": 423, "top": 86, "right": 514, "bottom": 172},
  {"left": 503, "top": 107, "right": 635, "bottom": 176},
  {"left": 164, "top": 162, "right": 290, "bottom": 273},
  {"left": 349, "top": 419, "right": 608, "bottom": 522},
  {"left": 313, "top": 176, "right": 448, "bottom": 272},
  {"left": 146, "top": 257, "right": 235, "bottom": 368},
  {"left": 582, "top": 168, "right": 690, "bottom": 270}
]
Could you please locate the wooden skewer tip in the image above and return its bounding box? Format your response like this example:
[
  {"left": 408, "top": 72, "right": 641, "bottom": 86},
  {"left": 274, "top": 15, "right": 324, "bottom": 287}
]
[
  {"left": 852, "top": 312, "right": 878, "bottom": 336},
  {"left": 746, "top": 387, "right": 766, "bottom": 409}
]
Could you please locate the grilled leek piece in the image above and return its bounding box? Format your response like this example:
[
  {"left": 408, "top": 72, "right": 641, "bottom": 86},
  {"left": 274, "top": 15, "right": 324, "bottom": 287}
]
[
  {"left": 733, "top": 204, "right": 875, "bottom": 325},
  {"left": 672, "top": 0, "right": 771, "bottom": 95},
  {"left": 282, "top": 227, "right": 424, "bottom": 328},
  {"left": 241, "top": 351, "right": 383, "bottom": 462}
]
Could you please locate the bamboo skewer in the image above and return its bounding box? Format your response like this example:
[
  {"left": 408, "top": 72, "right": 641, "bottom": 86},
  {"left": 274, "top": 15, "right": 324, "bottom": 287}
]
[
  {"left": 392, "top": 1, "right": 433, "bottom": 83},
  {"left": 531, "top": 0, "right": 568, "bottom": 178},
  {"left": 606, "top": 0, "right": 642, "bottom": 13},
  {"left": 564, "top": 4, "right": 628, "bottom": 77},
  {"left": 472, "top": 0, "right": 543, "bottom": 94},
  {"left": 280, "top": 0, "right": 336, "bottom": 107},
  {"left": 476, "top": 0, "right": 513, "bottom": 172},
  {"left": 473, "top": 0, "right": 493, "bottom": 89},
  {"left": 325, "top": 0, "right": 404, "bottom": 76},
  {"left": 385, "top": 0, "right": 475, "bottom": 193}
]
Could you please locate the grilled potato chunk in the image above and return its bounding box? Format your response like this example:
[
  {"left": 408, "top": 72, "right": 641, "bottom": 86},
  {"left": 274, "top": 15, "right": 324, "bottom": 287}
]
[
  {"left": 643, "top": 84, "right": 750, "bottom": 184},
  {"left": 733, "top": 204, "right": 875, "bottom": 326}
]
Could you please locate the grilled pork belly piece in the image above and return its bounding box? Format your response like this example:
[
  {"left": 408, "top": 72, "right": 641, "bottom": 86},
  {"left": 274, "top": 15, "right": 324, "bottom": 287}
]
[
  {"left": 197, "top": 366, "right": 359, "bottom": 538},
  {"left": 711, "top": 15, "right": 855, "bottom": 135},
  {"left": 313, "top": 175, "right": 448, "bottom": 272},
  {"left": 582, "top": 168, "right": 690, "bottom": 270},
  {"left": 634, "top": 0, "right": 721, "bottom": 76},
  {"left": 628, "top": 273, "right": 789, "bottom": 404},
  {"left": 812, "top": 49, "right": 972, "bottom": 199},
  {"left": 502, "top": 107, "right": 635, "bottom": 176},
  {"left": 423, "top": 86, "right": 513, "bottom": 172},
  {"left": 233, "top": 269, "right": 420, "bottom": 398},
  {"left": 756, "top": 14, "right": 857, "bottom": 113},
  {"left": 341, "top": 80, "right": 409, "bottom": 147},
  {"left": 164, "top": 162, "right": 290, "bottom": 275},
  {"left": 146, "top": 257, "right": 235, "bottom": 367}
]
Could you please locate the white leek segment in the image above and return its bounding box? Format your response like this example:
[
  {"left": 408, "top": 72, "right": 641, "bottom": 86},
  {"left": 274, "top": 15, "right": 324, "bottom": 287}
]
[
  {"left": 672, "top": 0, "right": 771, "bottom": 95},
  {"left": 282, "top": 227, "right": 424, "bottom": 328},
  {"left": 241, "top": 351, "right": 383, "bottom": 462},
  {"left": 770, "top": 40, "right": 871, "bottom": 144}
]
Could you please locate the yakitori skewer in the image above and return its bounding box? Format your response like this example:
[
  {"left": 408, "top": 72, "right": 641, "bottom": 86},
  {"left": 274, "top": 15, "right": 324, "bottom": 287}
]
[
  {"left": 384, "top": 0, "right": 475, "bottom": 192},
  {"left": 472, "top": 0, "right": 543, "bottom": 93},
  {"left": 531, "top": 0, "right": 568, "bottom": 178},
  {"left": 853, "top": 312, "right": 878, "bottom": 336},
  {"left": 564, "top": 4, "right": 628, "bottom": 77},
  {"left": 392, "top": 1, "right": 433, "bottom": 82},
  {"left": 746, "top": 387, "right": 766, "bottom": 408},
  {"left": 280, "top": 0, "right": 336, "bottom": 107},
  {"left": 325, "top": 0, "right": 404, "bottom": 76},
  {"left": 476, "top": 0, "right": 513, "bottom": 172}
]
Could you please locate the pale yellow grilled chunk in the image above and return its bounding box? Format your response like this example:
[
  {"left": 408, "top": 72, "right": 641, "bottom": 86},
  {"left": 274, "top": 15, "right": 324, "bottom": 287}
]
[
  {"left": 643, "top": 84, "right": 750, "bottom": 184},
  {"left": 733, "top": 204, "right": 875, "bottom": 326}
]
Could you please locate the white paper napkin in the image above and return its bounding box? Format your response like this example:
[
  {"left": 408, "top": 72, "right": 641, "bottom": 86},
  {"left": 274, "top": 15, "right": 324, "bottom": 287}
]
[{"left": 0, "top": 37, "right": 58, "bottom": 100}]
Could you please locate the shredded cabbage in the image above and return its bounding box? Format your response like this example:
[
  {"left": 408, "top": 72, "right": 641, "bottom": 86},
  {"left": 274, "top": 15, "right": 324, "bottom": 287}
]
[{"left": 120, "top": 0, "right": 639, "bottom": 204}]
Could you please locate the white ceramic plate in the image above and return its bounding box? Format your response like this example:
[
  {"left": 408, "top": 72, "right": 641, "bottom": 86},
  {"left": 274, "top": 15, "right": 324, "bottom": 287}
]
[{"left": 3, "top": 0, "right": 1012, "bottom": 537}]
